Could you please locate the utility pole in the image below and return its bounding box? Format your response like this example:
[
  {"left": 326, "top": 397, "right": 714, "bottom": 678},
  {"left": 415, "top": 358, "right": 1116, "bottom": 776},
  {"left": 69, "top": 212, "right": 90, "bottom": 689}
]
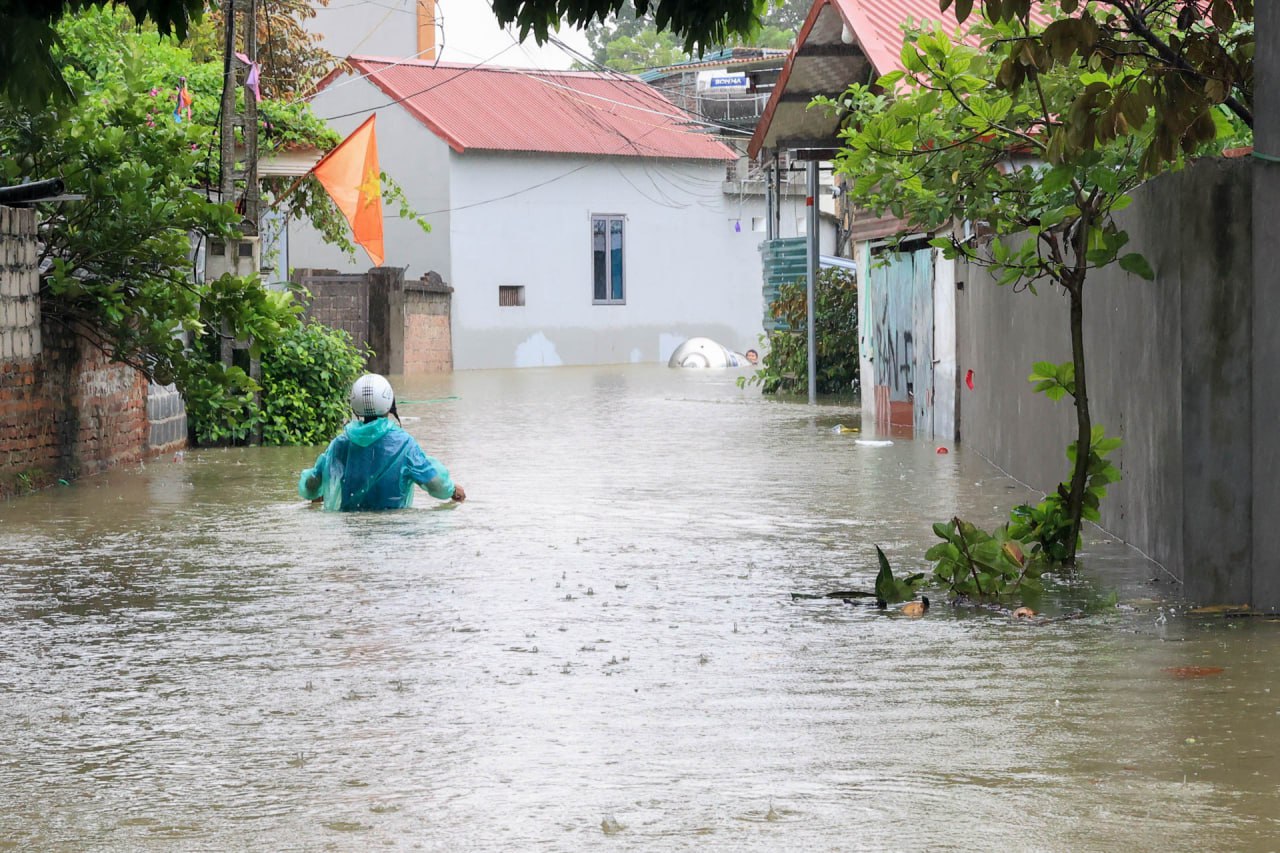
[
  {"left": 805, "top": 158, "right": 818, "bottom": 405},
  {"left": 217, "top": 0, "right": 262, "bottom": 444},
  {"left": 219, "top": 0, "right": 259, "bottom": 234}
]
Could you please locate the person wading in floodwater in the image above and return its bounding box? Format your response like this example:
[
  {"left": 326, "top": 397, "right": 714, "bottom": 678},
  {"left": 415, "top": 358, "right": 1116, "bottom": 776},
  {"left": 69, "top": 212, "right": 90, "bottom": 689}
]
[{"left": 299, "top": 373, "right": 466, "bottom": 511}]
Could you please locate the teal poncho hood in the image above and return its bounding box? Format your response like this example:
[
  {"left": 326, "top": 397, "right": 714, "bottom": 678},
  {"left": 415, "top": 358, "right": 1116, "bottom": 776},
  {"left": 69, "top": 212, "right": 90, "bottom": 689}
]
[{"left": 344, "top": 416, "right": 395, "bottom": 447}]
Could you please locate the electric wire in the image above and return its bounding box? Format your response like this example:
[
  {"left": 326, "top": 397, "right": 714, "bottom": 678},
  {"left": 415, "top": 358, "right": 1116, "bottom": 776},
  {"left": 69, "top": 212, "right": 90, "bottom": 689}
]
[
  {"left": 544, "top": 34, "right": 755, "bottom": 137},
  {"left": 417, "top": 164, "right": 590, "bottom": 215},
  {"left": 300, "top": 15, "right": 446, "bottom": 101},
  {"left": 319, "top": 43, "right": 516, "bottom": 120}
]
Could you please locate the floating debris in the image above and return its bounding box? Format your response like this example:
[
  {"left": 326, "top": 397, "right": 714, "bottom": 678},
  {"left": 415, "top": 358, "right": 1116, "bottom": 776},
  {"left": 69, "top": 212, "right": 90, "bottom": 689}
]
[
  {"left": 901, "top": 597, "right": 929, "bottom": 618},
  {"left": 1187, "top": 604, "right": 1251, "bottom": 616},
  {"left": 1163, "top": 666, "right": 1225, "bottom": 679}
]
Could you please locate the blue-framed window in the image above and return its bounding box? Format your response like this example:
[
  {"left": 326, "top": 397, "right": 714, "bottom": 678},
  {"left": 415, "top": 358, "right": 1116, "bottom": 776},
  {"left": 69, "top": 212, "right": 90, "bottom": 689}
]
[{"left": 592, "top": 214, "right": 625, "bottom": 304}]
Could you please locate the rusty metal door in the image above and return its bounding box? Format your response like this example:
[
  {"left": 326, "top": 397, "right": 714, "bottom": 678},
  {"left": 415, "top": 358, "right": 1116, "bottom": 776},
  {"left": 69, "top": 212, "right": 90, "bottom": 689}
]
[{"left": 866, "top": 247, "right": 934, "bottom": 436}]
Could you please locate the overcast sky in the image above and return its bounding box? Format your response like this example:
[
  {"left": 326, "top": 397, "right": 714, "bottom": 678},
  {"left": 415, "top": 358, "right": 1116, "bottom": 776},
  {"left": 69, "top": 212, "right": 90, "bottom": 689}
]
[
  {"left": 309, "top": 0, "right": 592, "bottom": 70},
  {"left": 435, "top": 0, "right": 591, "bottom": 69}
]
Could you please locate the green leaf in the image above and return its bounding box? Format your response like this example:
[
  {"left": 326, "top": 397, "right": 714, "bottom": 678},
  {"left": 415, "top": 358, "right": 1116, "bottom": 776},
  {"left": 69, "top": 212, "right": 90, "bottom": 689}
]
[
  {"left": 1119, "top": 252, "right": 1155, "bottom": 280},
  {"left": 875, "top": 545, "right": 894, "bottom": 602}
]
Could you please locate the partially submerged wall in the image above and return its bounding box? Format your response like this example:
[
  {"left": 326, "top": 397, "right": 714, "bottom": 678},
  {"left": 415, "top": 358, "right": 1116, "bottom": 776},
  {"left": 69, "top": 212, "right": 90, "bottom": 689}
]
[
  {"left": 0, "top": 206, "right": 183, "bottom": 499},
  {"left": 404, "top": 272, "right": 453, "bottom": 374},
  {"left": 297, "top": 267, "right": 453, "bottom": 375},
  {"left": 956, "top": 158, "right": 1253, "bottom": 603}
]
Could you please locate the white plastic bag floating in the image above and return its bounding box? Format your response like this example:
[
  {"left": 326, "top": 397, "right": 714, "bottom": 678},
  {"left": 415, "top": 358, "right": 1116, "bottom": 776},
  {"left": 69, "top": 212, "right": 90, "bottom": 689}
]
[
  {"left": 854, "top": 439, "right": 893, "bottom": 447},
  {"left": 668, "top": 337, "right": 748, "bottom": 369}
]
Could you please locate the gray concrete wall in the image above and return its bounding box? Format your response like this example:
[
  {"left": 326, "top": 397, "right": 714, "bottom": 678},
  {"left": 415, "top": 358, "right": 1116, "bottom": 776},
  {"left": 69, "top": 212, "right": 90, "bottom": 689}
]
[
  {"left": 1251, "top": 4, "right": 1280, "bottom": 611},
  {"left": 146, "top": 383, "right": 187, "bottom": 451},
  {"left": 956, "top": 157, "right": 1252, "bottom": 600},
  {"left": 0, "top": 206, "right": 40, "bottom": 361}
]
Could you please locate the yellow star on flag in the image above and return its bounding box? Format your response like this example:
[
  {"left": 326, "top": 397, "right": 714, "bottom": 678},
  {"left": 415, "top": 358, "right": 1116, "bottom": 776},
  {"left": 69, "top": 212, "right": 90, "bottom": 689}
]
[
  {"left": 311, "top": 115, "right": 385, "bottom": 266},
  {"left": 358, "top": 166, "right": 381, "bottom": 211}
]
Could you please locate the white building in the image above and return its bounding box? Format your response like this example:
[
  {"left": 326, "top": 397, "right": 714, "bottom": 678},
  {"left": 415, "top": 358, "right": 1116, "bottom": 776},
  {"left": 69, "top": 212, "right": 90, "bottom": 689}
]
[{"left": 289, "top": 58, "right": 766, "bottom": 369}]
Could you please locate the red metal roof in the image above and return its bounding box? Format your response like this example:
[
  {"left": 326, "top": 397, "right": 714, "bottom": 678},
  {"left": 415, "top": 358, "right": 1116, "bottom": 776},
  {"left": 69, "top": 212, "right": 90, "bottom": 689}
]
[
  {"left": 330, "top": 58, "right": 736, "bottom": 161},
  {"left": 749, "top": 0, "right": 1050, "bottom": 157}
]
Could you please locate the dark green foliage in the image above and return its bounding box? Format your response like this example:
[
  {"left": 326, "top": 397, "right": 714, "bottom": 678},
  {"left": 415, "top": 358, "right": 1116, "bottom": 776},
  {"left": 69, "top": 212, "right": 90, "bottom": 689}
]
[
  {"left": 743, "top": 266, "right": 859, "bottom": 396},
  {"left": 1008, "top": 496, "right": 1074, "bottom": 564},
  {"left": 581, "top": 0, "right": 805, "bottom": 72},
  {"left": 950, "top": 0, "right": 1253, "bottom": 172},
  {"left": 185, "top": 321, "right": 369, "bottom": 446},
  {"left": 492, "top": 0, "right": 765, "bottom": 55},
  {"left": 874, "top": 545, "right": 925, "bottom": 605},
  {"left": 260, "top": 322, "right": 369, "bottom": 446},
  {"left": 1, "top": 0, "right": 205, "bottom": 107},
  {"left": 182, "top": 361, "right": 262, "bottom": 447},
  {"left": 926, "top": 517, "right": 1044, "bottom": 601}
]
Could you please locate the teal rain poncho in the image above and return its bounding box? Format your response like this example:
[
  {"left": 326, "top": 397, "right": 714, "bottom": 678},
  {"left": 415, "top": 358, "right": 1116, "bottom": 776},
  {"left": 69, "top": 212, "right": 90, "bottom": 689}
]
[{"left": 298, "top": 418, "right": 456, "bottom": 511}]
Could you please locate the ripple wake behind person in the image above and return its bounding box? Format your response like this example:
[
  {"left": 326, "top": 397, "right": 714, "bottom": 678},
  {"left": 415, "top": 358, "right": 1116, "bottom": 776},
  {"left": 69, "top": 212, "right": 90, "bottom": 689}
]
[{"left": 299, "top": 374, "right": 466, "bottom": 511}]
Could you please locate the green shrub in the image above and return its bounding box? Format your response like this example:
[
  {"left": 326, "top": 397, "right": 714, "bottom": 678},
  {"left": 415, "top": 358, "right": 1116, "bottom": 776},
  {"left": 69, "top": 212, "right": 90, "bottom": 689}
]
[
  {"left": 184, "top": 320, "right": 368, "bottom": 446},
  {"left": 742, "top": 266, "right": 859, "bottom": 396},
  {"left": 260, "top": 322, "right": 369, "bottom": 445}
]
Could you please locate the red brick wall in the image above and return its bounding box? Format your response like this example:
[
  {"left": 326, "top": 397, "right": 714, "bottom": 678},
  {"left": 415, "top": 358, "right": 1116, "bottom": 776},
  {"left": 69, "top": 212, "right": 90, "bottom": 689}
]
[
  {"left": 404, "top": 275, "right": 453, "bottom": 374},
  {"left": 0, "top": 205, "right": 158, "bottom": 499},
  {"left": 0, "top": 324, "right": 151, "bottom": 498}
]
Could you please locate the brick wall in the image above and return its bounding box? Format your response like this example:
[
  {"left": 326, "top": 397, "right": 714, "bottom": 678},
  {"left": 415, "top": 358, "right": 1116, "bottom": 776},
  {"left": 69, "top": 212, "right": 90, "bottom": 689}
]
[
  {"left": 404, "top": 273, "right": 453, "bottom": 374},
  {"left": 0, "top": 205, "right": 183, "bottom": 500},
  {"left": 295, "top": 268, "right": 371, "bottom": 353}
]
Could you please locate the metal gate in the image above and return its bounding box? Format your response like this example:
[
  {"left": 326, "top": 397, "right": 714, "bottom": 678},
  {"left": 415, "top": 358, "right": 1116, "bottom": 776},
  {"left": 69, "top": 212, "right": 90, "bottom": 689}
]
[{"left": 865, "top": 246, "right": 934, "bottom": 436}]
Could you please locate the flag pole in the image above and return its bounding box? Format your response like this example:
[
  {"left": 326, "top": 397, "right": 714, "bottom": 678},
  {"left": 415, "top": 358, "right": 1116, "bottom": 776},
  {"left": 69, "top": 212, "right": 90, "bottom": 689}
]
[
  {"left": 268, "top": 172, "right": 312, "bottom": 210},
  {"left": 267, "top": 114, "right": 378, "bottom": 211}
]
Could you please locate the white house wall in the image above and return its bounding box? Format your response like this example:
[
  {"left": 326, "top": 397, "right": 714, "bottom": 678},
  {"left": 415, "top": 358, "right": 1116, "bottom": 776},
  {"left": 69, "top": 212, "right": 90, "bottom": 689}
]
[
  {"left": 286, "top": 76, "right": 453, "bottom": 285},
  {"left": 447, "top": 150, "right": 764, "bottom": 370},
  {"left": 932, "top": 252, "right": 957, "bottom": 440},
  {"left": 305, "top": 0, "right": 417, "bottom": 63}
]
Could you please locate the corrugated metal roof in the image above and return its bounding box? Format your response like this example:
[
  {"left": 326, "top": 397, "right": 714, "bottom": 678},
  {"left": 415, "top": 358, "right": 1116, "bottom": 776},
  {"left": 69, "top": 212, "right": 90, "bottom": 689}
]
[
  {"left": 637, "top": 47, "right": 791, "bottom": 82},
  {"left": 336, "top": 58, "right": 736, "bottom": 161},
  {"left": 749, "top": 0, "right": 1050, "bottom": 157}
]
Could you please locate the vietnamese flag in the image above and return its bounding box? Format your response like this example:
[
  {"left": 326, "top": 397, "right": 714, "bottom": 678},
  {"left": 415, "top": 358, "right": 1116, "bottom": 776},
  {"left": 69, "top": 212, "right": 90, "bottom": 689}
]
[{"left": 312, "top": 115, "right": 384, "bottom": 266}]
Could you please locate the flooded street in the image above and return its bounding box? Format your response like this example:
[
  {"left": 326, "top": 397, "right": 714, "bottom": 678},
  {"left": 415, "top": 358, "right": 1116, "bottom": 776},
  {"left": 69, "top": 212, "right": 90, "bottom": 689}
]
[{"left": 1, "top": 365, "right": 1278, "bottom": 850}]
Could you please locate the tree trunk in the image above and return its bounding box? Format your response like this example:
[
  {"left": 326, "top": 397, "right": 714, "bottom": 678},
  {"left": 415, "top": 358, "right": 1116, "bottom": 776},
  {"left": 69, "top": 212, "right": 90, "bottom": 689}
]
[{"left": 1065, "top": 279, "right": 1091, "bottom": 565}]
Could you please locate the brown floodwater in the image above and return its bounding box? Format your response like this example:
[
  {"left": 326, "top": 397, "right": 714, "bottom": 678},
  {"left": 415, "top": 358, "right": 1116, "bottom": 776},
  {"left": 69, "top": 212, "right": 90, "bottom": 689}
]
[{"left": 0, "top": 365, "right": 1277, "bottom": 851}]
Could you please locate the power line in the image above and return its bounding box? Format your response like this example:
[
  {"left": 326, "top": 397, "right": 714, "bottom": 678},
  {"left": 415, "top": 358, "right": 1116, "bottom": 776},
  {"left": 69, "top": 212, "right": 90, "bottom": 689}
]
[
  {"left": 319, "top": 43, "right": 516, "bottom": 120},
  {"left": 301, "top": 32, "right": 444, "bottom": 102},
  {"left": 418, "top": 164, "right": 590, "bottom": 215},
  {"left": 544, "top": 34, "right": 754, "bottom": 138}
]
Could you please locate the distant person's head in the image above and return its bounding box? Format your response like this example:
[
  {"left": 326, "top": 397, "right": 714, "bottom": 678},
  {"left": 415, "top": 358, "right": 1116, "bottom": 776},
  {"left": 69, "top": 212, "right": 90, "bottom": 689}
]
[
  {"left": 350, "top": 373, "right": 397, "bottom": 423},
  {"left": 745, "top": 349, "right": 759, "bottom": 364}
]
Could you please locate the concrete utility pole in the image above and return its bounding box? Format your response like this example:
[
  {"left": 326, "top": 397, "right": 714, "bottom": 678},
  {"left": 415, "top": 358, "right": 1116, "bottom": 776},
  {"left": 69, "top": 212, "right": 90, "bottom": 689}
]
[
  {"left": 1252, "top": 3, "right": 1279, "bottom": 611},
  {"left": 805, "top": 158, "right": 818, "bottom": 405},
  {"left": 217, "top": 0, "right": 262, "bottom": 444},
  {"left": 218, "top": 0, "right": 259, "bottom": 234}
]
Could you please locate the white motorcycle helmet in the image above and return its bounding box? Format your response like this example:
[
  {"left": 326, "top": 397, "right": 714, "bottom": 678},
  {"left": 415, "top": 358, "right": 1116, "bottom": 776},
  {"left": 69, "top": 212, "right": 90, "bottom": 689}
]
[{"left": 350, "top": 373, "right": 395, "bottom": 418}]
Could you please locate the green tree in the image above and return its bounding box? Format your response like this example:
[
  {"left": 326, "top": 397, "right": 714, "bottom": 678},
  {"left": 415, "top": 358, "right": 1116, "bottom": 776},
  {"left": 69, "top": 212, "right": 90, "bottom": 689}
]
[
  {"left": 497, "top": 0, "right": 765, "bottom": 54},
  {"left": 185, "top": 0, "right": 335, "bottom": 100},
  {"left": 829, "top": 17, "right": 1227, "bottom": 562},
  {"left": 744, "top": 267, "right": 859, "bottom": 396},
  {"left": 580, "top": 0, "right": 806, "bottom": 71},
  {"left": 1, "top": 0, "right": 205, "bottom": 107},
  {"left": 948, "top": 0, "right": 1253, "bottom": 172},
  {"left": 0, "top": 8, "right": 386, "bottom": 441}
]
